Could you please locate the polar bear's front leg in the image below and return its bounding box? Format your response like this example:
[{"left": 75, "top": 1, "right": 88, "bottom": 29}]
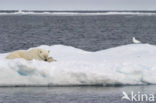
[{"left": 47, "top": 57, "right": 56, "bottom": 62}]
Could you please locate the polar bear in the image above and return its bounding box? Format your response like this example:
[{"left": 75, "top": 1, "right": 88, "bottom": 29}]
[{"left": 6, "top": 48, "right": 56, "bottom": 62}]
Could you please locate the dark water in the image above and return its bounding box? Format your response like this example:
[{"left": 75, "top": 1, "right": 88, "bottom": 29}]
[
  {"left": 0, "top": 86, "right": 156, "bottom": 103},
  {"left": 0, "top": 15, "right": 156, "bottom": 53},
  {"left": 1, "top": 14, "right": 156, "bottom": 103}
]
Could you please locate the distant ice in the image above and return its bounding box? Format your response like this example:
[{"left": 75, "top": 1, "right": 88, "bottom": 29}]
[{"left": 0, "top": 11, "right": 156, "bottom": 16}]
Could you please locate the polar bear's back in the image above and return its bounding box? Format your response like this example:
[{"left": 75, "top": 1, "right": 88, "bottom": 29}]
[{"left": 6, "top": 50, "right": 32, "bottom": 60}]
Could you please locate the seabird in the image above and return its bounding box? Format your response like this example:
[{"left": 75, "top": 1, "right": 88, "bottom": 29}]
[{"left": 132, "top": 37, "right": 141, "bottom": 44}]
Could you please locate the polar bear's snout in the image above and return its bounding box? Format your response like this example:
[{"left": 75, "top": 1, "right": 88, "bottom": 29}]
[{"left": 44, "top": 58, "right": 48, "bottom": 61}]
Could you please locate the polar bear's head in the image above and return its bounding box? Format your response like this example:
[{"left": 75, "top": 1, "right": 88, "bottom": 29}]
[{"left": 38, "top": 49, "right": 50, "bottom": 61}]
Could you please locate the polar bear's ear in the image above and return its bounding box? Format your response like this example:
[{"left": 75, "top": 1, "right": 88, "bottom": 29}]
[
  {"left": 40, "top": 50, "right": 42, "bottom": 53},
  {"left": 48, "top": 50, "right": 50, "bottom": 53}
]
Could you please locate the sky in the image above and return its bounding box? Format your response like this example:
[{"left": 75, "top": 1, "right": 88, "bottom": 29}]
[{"left": 0, "top": 0, "right": 156, "bottom": 10}]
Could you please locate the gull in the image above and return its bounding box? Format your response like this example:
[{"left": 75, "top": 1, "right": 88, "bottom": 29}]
[
  {"left": 132, "top": 37, "right": 141, "bottom": 44},
  {"left": 122, "top": 91, "right": 131, "bottom": 101}
]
